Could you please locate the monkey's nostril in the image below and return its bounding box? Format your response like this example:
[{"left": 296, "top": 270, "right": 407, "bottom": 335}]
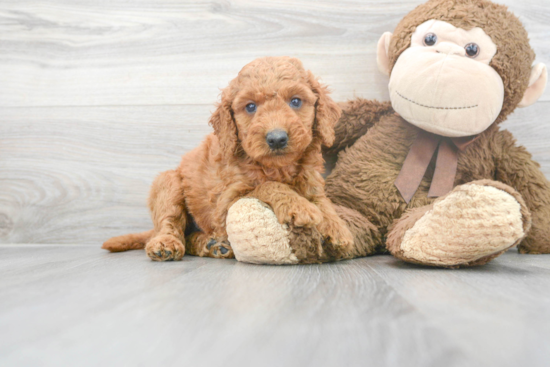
[{"left": 266, "top": 130, "right": 288, "bottom": 150}]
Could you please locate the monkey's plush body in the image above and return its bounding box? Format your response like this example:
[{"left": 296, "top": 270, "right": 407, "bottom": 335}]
[
  {"left": 323, "top": 102, "right": 548, "bottom": 266},
  {"left": 226, "top": 0, "right": 550, "bottom": 267}
]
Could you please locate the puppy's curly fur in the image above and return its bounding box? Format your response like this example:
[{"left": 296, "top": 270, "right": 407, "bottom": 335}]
[{"left": 102, "top": 56, "right": 353, "bottom": 261}]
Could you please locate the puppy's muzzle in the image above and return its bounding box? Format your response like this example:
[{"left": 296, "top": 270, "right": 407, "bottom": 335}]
[{"left": 266, "top": 129, "right": 288, "bottom": 150}]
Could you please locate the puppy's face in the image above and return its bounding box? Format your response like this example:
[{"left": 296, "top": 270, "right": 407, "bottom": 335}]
[
  {"left": 232, "top": 76, "right": 317, "bottom": 167},
  {"left": 210, "top": 57, "right": 341, "bottom": 167}
]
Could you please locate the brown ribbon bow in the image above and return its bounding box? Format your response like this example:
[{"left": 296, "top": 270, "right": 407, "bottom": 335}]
[{"left": 394, "top": 129, "right": 478, "bottom": 203}]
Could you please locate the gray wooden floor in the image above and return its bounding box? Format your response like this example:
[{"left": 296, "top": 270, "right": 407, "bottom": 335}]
[{"left": 1, "top": 245, "right": 550, "bottom": 367}]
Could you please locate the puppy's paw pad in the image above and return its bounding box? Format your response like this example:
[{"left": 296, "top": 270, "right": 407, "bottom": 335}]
[
  {"left": 206, "top": 239, "right": 234, "bottom": 259},
  {"left": 206, "top": 239, "right": 216, "bottom": 250},
  {"left": 146, "top": 235, "right": 185, "bottom": 261}
]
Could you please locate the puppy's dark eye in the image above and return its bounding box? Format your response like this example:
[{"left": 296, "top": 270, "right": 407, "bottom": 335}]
[
  {"left": 245, "top": 103, "right": 257, "bottom": 113},
  {"left": 465, "top": 43, "right": 480, "bottom": 58},
  {"left": 423, "top": 33, "right": 437, "bottom": 46},
  {"left": 289, "top": 98, "right": 302, "bottom": 109}
]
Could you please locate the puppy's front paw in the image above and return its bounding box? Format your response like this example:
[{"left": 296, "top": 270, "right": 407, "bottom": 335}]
[
  {"left": 318, "top": 221, "right": 354, "bottom": 249},
  {"left": 275, "top": 198, "right": 322, "bottom": 228},
  {"left": 146, "top": 235, "right": 185, "bottom": 261}
]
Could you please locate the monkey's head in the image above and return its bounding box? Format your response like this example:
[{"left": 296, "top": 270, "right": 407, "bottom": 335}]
[{"left": 377, "top": 0, "right": 547, "bottom": 137}]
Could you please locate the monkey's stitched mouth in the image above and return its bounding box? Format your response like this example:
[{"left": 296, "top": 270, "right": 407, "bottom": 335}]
[{"left": 397, "top": 91, "right": 478, "bottom": 110}]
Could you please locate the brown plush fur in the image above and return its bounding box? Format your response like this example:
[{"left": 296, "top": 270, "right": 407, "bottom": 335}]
[
  {"left": 102, "top": 56, "right": 352, "bottom": 261},
  {"left": 324, "top": 105, "right": 550, "bottom": 266},
  {"left": 321, "top": 0, "right": 550, "bottom": 267},
  {"left": 282, "top": 205, "right": 383, "bottom": 264}
]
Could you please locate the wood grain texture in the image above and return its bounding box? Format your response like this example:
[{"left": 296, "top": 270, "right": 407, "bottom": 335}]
[
  {"left": 1, "top": 245, "right": 549, "bottom": 367},
  {"left": 0, "top": 105, "right": 212, "bottom": 243},
  {"left": 0, "top": 0, "right": 548, "bottom": 107},
  {"left": 1, "top": 0, "right": 550, "bottom": 244}
]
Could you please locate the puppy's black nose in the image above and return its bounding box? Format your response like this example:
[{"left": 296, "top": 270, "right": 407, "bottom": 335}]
[{"left": 266, "top": 130, "right": 288, "bottom": 150}]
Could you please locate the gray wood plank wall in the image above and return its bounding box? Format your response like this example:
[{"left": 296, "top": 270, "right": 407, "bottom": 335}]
[{"left": 1, "top": 0, "right": 549, "bottom": 244}]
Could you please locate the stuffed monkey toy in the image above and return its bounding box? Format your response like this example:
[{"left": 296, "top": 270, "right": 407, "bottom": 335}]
[{"left": 226, "top": 0, "right": 550, "bottom": 267}]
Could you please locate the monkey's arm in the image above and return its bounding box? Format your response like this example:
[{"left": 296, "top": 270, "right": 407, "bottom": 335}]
[
  {"left": 323, "top": 99, "right": 393, "bottom": 156},
  {"left": 494, "top": 130, "right": 550, "bottom": 254}
]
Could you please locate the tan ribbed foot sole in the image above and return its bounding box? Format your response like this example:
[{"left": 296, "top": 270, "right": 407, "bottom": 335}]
[
  {"left": 397, "top": 183, "right": 526, "bottom": 267},
  {"left": 226, "top": 198, "right": 298, "bottom": 265}
]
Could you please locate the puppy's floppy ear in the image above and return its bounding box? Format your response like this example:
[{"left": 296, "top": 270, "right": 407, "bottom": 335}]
[
  {"left": 209, "top": 88, "right": 238, "bottom": 156},
  {"left": 307, "top": 71, "right": 341, "bottom": 147}
]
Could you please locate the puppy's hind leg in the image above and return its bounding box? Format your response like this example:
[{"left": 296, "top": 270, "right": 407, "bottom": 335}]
[
  {"left": 185, "top": 232, "right": 234, "bottom": 259},
  {"left": 145, "top": 170, "right": 188, "bottom": 261}
]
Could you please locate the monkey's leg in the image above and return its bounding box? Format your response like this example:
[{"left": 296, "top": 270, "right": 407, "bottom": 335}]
[
  {"left": 314, "top": 199, "right": 354, "bottom": 250},
  {"left": 145, "top": 170, "right": 187, "bottom": 261},
  {"left": 292, "top": 204, "right": 384, "bottom": 263},
  {"left": 226, "top": 198, "right": 382, "bottom": 264},
  {"left": 226, "top": 198, "right": 299, "bottom": 264},
  {"left": 185, "top": 232, "right": 234, "bottom": 259},
  {"left": 493, "top": 131, "right": 550, "bottom": 254},
  {"left": 386, "top": 180, "right": 531, "bottom": 268},
  {"left": 326, "top": 205, "right": 384, "bottom": 259}
]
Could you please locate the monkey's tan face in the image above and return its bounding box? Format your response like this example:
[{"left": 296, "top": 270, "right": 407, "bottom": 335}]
[{"left": 388, "top": 20, "right": 504, "bottom": 137}]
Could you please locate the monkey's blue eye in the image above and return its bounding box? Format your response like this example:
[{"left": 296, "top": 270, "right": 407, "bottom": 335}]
[
  {"left": 465, "top": 43, "right": 480, "bottom": 58},
  {"left": 423, "top": 33, "right": 437, "bottom": 46},
  {"left": 245, "top": 103, "right": 257, "bottom": 113},
  {"left": 289, "top": 98, "right": 302, "bottom": 109}
]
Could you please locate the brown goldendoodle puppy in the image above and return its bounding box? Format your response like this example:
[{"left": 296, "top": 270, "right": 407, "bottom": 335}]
[{"left": 102, "top": 56, "right": 352, "bottom": 261}]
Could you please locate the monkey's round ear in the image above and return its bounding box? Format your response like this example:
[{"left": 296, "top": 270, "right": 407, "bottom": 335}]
[
  {"left": 377, "top": 32, "right": 393, "bottom": 76},
  {"left": 518, "top": 63, "right": 547, "bottom": 108}
]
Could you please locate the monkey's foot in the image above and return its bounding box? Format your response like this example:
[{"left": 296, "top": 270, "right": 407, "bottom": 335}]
[
  {"left": 387, "top": 180, "right": 531, "bottom": 268},
  {"left": 226, "top": 198, "right": 299, "bottom": 264}
]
